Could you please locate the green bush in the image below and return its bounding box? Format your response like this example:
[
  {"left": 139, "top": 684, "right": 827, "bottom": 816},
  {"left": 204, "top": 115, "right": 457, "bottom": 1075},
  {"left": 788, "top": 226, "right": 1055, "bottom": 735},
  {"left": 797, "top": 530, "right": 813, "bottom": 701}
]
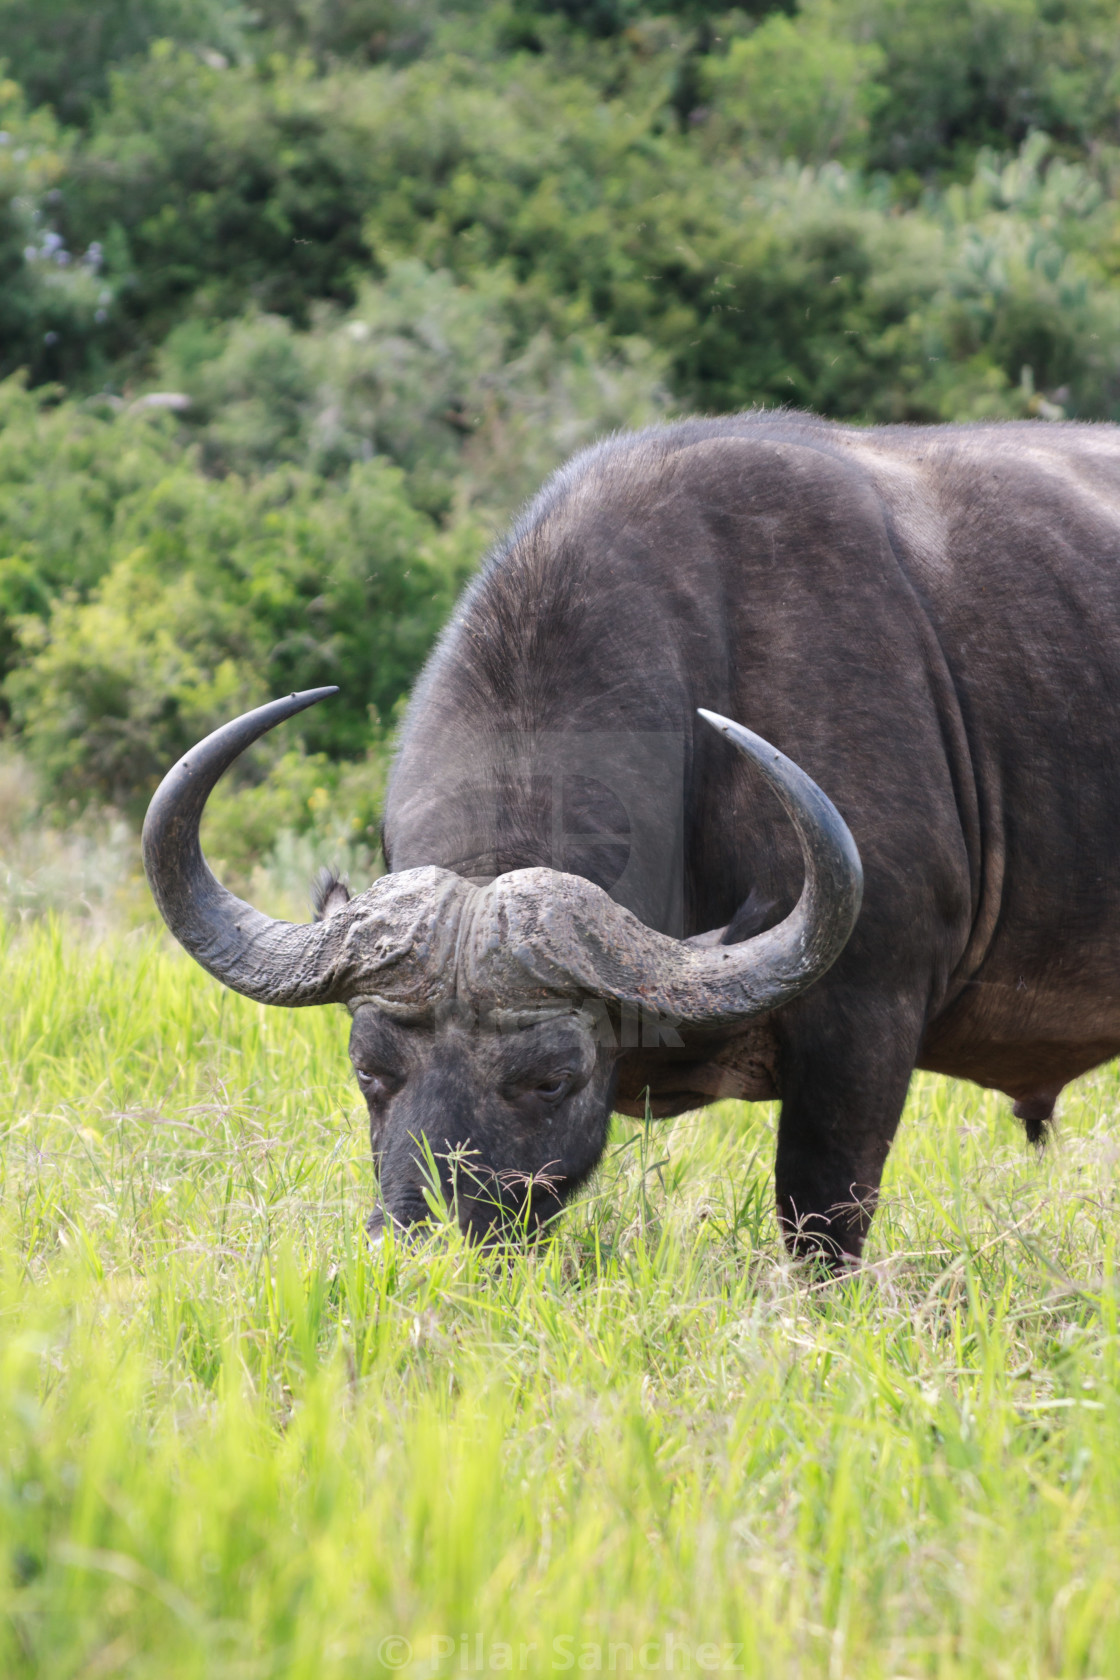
[
  {"left": 699, "top": 2, "right": 886, "bottom": 166},
  {"left": 0, "top": 0, "right": 249, "bottom": 126},
  {"left": 14, "top": 17, "right": 1119, "bottom": 422},
  {"left": 62, "top": 45, "right": 387, "bottom": 348},
  {"left": 0, "top": 81, "right": 117, "bottom": 387},
  {"left": 4, "top": 453, "right": 469, "bottom": 812},
  {"left": 156, "top": 261, "right": 669, "bottom": 516},
  {"left": 248, "top": 0, "right": 442, "bottom": 65},
  {"left": 0, "top": 259, "right": 668, "bottom": 818},
  {"left": 0, "top": 378, "right": 188, "bottom": 682},
  {"left": 698, "top": 0, "right": 1120, "bottom": 175},
  {"left": 849, "top": 0, "right": 1120, "bottom": 172}
]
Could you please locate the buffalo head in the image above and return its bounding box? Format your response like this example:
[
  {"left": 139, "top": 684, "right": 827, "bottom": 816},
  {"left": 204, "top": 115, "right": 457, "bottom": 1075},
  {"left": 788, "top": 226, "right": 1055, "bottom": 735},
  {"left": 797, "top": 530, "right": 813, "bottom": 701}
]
[{"left": 141, "top": 689, "right": 862, "bottom": 1244}]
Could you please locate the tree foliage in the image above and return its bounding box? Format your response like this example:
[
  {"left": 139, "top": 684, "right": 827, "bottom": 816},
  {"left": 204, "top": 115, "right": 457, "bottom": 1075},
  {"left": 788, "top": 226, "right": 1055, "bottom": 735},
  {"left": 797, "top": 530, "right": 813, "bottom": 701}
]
[
  {"left": 0, "top": 267, "right": 667, "bottom": 814},
  {"left": 2, "top": 0, "right": 1120, "bottom": 833}
]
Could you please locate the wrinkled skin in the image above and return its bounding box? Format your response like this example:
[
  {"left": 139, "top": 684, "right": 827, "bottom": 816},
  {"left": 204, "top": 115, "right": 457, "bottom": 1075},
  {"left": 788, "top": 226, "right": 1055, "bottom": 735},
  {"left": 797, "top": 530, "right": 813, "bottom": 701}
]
[{"left": 350, "top": 1006, "right": 613, "bottom": 1241}]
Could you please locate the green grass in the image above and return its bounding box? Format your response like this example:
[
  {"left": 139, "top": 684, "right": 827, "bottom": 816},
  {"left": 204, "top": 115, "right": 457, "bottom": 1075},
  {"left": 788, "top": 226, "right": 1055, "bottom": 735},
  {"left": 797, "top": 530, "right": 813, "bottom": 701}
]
[{"left": 3, "top": 915, "right": 1120, "bottom": 1679}]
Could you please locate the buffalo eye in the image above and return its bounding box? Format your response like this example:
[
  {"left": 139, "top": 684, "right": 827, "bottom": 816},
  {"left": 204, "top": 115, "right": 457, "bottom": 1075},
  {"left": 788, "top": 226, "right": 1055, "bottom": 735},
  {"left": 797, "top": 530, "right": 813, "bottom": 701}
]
[
  {"left": 354, "top": 1066, "right": 398, "bottom": 1101},
  {"left": 533, "top": 1073, "right": 571, "bottom": 1103}
]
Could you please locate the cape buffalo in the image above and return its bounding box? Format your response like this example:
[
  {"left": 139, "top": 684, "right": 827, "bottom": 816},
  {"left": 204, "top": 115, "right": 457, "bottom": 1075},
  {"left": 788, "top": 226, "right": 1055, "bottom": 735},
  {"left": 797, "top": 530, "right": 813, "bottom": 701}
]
[{"left": 143, "top": 411, "right": 1120, "bottom": 1262}]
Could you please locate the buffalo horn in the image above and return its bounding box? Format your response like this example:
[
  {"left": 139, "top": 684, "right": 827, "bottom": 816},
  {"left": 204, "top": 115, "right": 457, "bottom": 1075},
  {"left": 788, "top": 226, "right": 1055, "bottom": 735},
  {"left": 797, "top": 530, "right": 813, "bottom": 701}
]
[
  {"left": 142, "top": 689, "right": 362, "bottom": 1006},
  {"left": 144, "top": 695, "right": 861, "bottom": 1027},
  {"left": 471, "top": 711, "right": 863, "bottom": 1028}
]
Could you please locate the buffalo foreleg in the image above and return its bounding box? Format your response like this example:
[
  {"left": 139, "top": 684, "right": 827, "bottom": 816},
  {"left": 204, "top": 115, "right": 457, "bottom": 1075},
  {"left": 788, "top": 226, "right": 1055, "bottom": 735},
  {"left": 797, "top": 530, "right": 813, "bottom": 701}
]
[{"left": 772, "top": 995, "right": 923, "bottom": 1265}]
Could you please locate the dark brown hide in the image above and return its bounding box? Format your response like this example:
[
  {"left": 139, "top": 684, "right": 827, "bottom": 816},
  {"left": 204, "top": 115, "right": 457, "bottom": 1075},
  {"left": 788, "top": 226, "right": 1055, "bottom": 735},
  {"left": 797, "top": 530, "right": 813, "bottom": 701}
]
[{"left": 385, "top": 413, "right": 1120, "bottom": 1257}]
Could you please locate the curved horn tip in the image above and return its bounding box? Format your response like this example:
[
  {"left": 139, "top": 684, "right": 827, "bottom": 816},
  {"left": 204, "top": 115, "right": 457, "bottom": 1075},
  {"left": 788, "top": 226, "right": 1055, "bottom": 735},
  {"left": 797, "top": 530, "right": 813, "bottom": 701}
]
[
  {"left": 276, "top": 684, "right": 340, "bottom": 726},
  {"left": 695, "top": 701, "right": 863, "bottom": 946},
  {"left": 140, "top": 685, "right": 344, "bottom": 1005},
  {"left": 697, "top": 707, "right": 775, "bottom": 760},
  {"left": 279, "top": 683, "right": 340, "bottom": 712},
  {"left": 142, "top": 685, "right": 341, "bottom": 843}
]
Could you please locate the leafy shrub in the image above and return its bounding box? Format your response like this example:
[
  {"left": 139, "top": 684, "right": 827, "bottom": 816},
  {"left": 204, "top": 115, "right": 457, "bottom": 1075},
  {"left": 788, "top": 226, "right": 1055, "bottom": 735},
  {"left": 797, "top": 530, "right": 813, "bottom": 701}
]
[
  {"left": 12, "top": 19, "right": 1117, "bottom": 425},
  {"left": 0, "top": 260, "right": 668, "bottom": 817},
  {"left": 699, "top": 2, "right": 886, "bottom": 166},
  {"left": 700, "top": 0, "right": 1120, "bottom": 175},
  {"left": 848, "top": 0, "right": 1120, "bottom": 173},
  {"left": 157, "top": 260, "right": 670, "bottom": 516},
  {"left": 0, "top": 81, "right": 116, "bottom": 386},
  {"left": 0, "top": 378, "right": 188, "bottom": 683},
  {"left": 0, "top": 0, "right": 249, "bottom": 127},
  {"left": 4, "top": 454, "right": 469, "bottom": 812},
  {"left": 918, "top": 136, "right": 1120, "bottom": 417},
  {"left": 249, "top": 0, "right": 441, "bottom": 65},
  {"left": 0, "top": 746, "right": 143, "bottom": 922},
  {"left": 60, "top": 44, "right": 409, "bottom": 348}
]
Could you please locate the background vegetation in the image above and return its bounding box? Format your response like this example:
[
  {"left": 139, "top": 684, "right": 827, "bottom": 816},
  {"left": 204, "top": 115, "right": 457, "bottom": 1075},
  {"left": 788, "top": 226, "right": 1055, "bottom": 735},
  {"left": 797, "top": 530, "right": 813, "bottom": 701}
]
[{"left": 3, "top": 0, "right": 1120, "bottom": 877}]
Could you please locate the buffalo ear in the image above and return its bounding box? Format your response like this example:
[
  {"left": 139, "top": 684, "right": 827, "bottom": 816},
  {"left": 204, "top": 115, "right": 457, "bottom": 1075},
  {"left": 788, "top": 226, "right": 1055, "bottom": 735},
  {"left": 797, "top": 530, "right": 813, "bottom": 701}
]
[{"left": 311, "top": 867, "right": 352, "bottom": 922}]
